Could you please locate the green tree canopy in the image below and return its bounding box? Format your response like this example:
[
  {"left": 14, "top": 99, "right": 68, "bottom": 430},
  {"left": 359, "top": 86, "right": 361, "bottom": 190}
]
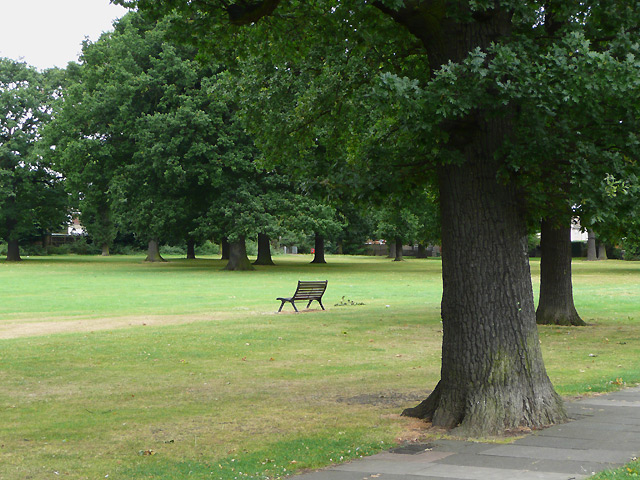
[{"left": 0, "top": 58, "right": 68, "bottom": 261}]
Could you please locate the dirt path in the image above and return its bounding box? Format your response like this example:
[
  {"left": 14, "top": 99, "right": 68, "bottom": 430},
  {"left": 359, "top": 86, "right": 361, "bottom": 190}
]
[{"left": 0, "top": 312, "right": 269, "bottom": 339}]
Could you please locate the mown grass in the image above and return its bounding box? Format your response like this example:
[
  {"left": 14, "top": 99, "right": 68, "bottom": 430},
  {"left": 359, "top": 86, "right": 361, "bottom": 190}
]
[{"left": 1, "top": 254, "right": 639, "bottom": 479}]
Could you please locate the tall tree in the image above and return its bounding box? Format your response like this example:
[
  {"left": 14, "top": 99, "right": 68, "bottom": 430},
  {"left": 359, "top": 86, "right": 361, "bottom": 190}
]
[
  {"left": 375, "top": 196, "right": 423, "bottom": 262},
  {"left": 536, "top": 216, "right": 586, "bottom": 326},
  {"left": 52, "top": 12, "right": 244, "bottom": 262},
  {"left": 0, "top": 59, "right": 67, "bottom": 261},
  {"left": 121, "top": 0, "right": 640, "bottom": 435},
  {"left": 44, "top": 61, "right": 121, "bottom": 256}
]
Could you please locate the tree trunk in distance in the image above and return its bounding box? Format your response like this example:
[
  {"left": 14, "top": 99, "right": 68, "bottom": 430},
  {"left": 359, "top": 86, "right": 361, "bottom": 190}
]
[
  {"left": 394, "top": 236, "right": 403, "bottom": 261},
  {"left": 416, "top": 244, "right": 428, "bottom": 258},
  {"left": 597, "top": 244, "right": 607, "bottom": 260},
  {"left": 253, "top": 233, "right": 275, "bottom": 265},
  {"left": 101, "top": 243, "right": 110, "bottom": 256},
  {"left": 402, "top": 129, "right": 566, "bottom": 436},
  {"left": 221, "top": 238, "right": 230, "bottom": 260},
  {"left": 311, "top": 233, "right": 326, "bottom": 264},
  {"left": 186, "top": 238, "right": 196, "bottom": 260},
  {"left": 388, "top": 242, "right": 396, "bottom": 258},
  {"left": 145, "top": 239, "right": 166, "bottom": 262},
  {"left": 587, "top": 230, "right": 597, "bottom": 260},
  {"left": 6, "top": 239, "right": 21, "bottom": 262},
  {"left": 536, "top": 219, "right": 586, "bottom": 326},
  {"left": 225, "top": 236, "right": 254, "bottom": 271}
]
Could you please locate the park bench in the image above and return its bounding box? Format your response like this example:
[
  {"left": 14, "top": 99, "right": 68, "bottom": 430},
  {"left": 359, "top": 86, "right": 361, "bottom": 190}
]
[{"left": 277, "top": 280, "right": 328, "bottom": 313}]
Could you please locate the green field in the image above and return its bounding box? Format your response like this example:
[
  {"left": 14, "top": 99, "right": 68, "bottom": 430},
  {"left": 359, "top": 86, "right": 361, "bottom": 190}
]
[{"left": 1, "top": 254, "right": 639, "bottom": 479}]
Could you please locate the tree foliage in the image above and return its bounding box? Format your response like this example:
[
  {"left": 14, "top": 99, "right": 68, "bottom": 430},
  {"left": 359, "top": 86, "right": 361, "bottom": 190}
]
[{"left": 0, "top": 58, "right": 68, "bottom": 261}]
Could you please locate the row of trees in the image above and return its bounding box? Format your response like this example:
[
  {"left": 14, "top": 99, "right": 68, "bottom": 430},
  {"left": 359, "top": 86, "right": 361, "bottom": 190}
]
[{"left": 1, "top": 12, "right": 440, "bottom": 267}]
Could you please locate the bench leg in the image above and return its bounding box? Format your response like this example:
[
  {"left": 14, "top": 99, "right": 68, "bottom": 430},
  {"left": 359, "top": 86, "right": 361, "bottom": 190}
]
[
  {"left": 278, "top": 301, "right": 286, "bottom": 313},
  {"left": 291, "top": 301, "right": 298, "bottom": 313},
  {"left": 305, "top": 299, "right": 325, "bottom": 310}
]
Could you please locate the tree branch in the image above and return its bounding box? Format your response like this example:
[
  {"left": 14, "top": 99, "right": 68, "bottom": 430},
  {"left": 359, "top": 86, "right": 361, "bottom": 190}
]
[{"left": 227, "top": 0, "right": 282, "bottom": 25}]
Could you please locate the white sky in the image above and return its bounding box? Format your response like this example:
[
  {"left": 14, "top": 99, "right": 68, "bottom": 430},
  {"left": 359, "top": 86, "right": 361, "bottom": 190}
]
[{"left": 0, "top": 0, "right": 130, "bottom": 70}]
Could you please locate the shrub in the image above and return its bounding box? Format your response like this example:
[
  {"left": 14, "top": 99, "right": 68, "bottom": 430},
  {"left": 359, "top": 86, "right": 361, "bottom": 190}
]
[
  {"left": 194, "top": 240, "right": 220, "bottom": 256},
  {"left": 159, "top": 244, "right": 187, "bottom": 256}
]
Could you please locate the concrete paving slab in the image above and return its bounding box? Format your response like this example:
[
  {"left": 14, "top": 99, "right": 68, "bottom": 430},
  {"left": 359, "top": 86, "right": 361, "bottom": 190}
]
[
  {"left": 533, "top": 426, "right": 640, "bottom": 442},
  {"left": 575, "top": 414, "right": 640, "bottom": 426},
  {"left": 538, "top": 421, "right": 640, "bottom": 433},
  {"left": 480, "top": 445, "right": 636, "bottom": 463},
  {"left": 292, "top": 470, "right": 471, "bottom": 480},
  {"left": 368, "top": 451, "right": 456, "bottom": 463},
  {"left": 409, "top": 464, "right": 588, "bottom": 480},
  {"left": 434, "top": 452, "right": 609, "bottom": 475},
  {"left": 515, "top": 433, "right": 640, "bottom": 452},
  {"left": 580, "top": 398, "right": 640, "bottom": 408},
  {"left": 425, "top": 440, "right": 494, "bottom": 455}
]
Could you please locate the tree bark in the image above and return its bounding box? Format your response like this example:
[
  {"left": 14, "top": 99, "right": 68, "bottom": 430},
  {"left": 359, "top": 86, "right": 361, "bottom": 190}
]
[
  {"left": 6, "top": 239, "right": 22, "bottom": 262},
  {"left": 311, "top": 233, "right": 326, "bottom": 264},
  {"left": 253, "top": 233, "right": 275, "bottom": 265},
  {"left": 225, "top": 236, "right": 254, "bottom": 271},
  {"left": 101, "top": 243, "right": 110, "bottom": 256},
  {"left": 394, "top": 236, "right": 403, "bottom": 261},
  {"left": 536, "top": 219, "right": 586, "bottom": 326},
  {"left": 416, "top": 244, "right": 428, "bottom": 258},
  {"left": 144, "top": 239, "right": 166, "bottom": 262},
  {"left": 587, "top": 230, "right": 597, "bottom": 260},
  {"left": 402, "top": 122, "right": 566, "bottom": 436},
  {"left": 221, "top": 238, "right": 230, "bottom": 260},
  {"left": 186, "top": 238, "right": 196, "bottom": 260},
  {"left": 388, "top": 242, "right": 396, "bottom": 259},
  {"left": 598, "top": 243, "right": 607, "bottom": 260}
]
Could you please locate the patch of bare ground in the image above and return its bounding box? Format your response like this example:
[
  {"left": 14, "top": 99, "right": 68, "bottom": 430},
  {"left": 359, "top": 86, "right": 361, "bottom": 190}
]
[
  {"left": 0, "top": 312, "right": 262, "bottom": 339},
  {"left": 337, "top": 391, "right": 426, "bottom": 408}
]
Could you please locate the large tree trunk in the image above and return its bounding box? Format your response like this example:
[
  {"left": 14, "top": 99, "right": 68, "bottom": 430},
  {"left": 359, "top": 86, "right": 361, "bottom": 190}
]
[
  {"left": 6, "top": 239, "right": 21, "bottom": 262},
  {"left": 402, "top": 123, "right": 566, "bottom": 436},
  {"left": 221, "top": 238, "right": 230, "bottom": 260},
  {"left": 186, "top": 238, "right": 196, "bottom": 260},
  {"left": 310, "top": 233, "right": 326, "bottom": 264},
  {"left": 253, "top": 233, "right": 275, "bottom": 265},
  {"left": 587, "top": 230, "right": 597, "bottom": 260},
  {"left": 598, "top": 243, "right": 607, "bottom": 260},
  {"left": 416, "top": 243, "right": 428, "bottom": 258},
  {"left": 394, "top": 236, "right": 403, "bottom": 261},
  {"left": 225, "top": 236, "right": 254, "bottom": 271},
  {"left": 101, "top": 243, "right": 110, "bottom": 256},
  {"left": 144, "top": 239, "right": 166, "bottom": 262},
  {"left": 536, "top": 219, "right": 586, "bottom": 326}
]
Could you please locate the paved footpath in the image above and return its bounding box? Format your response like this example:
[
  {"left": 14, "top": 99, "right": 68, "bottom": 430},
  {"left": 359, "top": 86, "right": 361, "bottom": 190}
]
[{"left": 294, "top": 387, "right": 640, "bottom": 480}]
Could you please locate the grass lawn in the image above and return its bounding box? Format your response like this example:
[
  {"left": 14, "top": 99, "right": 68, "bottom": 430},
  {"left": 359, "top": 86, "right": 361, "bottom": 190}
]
[{"left": 1, "top": 254, "right": 640, "bottom": 479}]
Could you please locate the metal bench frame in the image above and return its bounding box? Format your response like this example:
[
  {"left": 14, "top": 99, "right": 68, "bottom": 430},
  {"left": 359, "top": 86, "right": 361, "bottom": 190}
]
[{"left": 277, "top": 280, "right": 328, "bottom": 313}]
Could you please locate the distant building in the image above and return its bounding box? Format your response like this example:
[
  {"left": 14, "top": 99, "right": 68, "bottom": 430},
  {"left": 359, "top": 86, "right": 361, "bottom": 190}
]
[
  {"left": 68, "top": 215, "right": 86, "bottom": 236},
  {"left": 571, "top": 219, "right": 588, "bottom": 242}
]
